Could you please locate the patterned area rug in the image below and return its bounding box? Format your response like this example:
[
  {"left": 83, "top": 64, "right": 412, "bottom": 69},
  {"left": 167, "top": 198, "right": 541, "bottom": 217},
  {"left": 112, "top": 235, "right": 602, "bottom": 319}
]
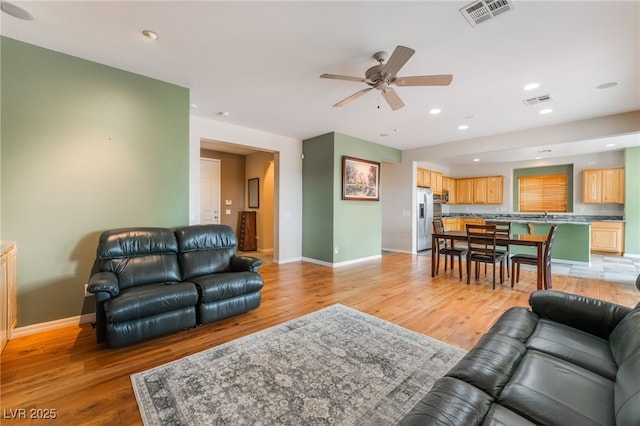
[{"left": 131, "top": 304, "right": 466, "bottom": 425}]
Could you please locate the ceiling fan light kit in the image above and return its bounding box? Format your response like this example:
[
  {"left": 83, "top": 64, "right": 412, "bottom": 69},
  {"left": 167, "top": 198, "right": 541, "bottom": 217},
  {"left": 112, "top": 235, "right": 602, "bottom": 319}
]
[{"left": 320, "top": 45, "right": 453, "bottom": 111}]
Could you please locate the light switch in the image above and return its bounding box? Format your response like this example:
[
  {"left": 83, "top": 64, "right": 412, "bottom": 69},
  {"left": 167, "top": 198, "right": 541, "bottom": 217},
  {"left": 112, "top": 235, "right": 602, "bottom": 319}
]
[{"left": 225, "top": 209, "right": 231, "bottom": 215}]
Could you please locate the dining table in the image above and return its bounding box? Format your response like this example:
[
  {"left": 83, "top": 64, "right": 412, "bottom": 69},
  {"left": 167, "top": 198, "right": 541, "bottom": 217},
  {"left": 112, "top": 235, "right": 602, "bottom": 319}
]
[{"left": 431, "top": 230, "right": 549, "bottom": 290}]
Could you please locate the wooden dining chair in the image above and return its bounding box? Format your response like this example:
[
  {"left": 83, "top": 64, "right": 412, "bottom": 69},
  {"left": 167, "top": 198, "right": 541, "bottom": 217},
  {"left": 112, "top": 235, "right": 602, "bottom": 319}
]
[
  {"left": 486, "top": 220, "right": 511, "bottom": 278},
  {"left": 466, "top": 224, "right": 507, "bottom": 289},
  {"left": 511, "top": 225, "right": 558, "bottom": 289},
  {"left": 432, "top": 219, "right": 468, "bottom": 279}
]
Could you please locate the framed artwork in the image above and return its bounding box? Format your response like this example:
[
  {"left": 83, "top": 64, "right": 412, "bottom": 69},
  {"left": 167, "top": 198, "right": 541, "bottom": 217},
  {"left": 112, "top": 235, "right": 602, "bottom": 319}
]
[
  {"left": 342, "top": 156, "right": 380, "bottom": 201},
  {"left": 248, "top": 178, "right": 259, "bottom": 208}
]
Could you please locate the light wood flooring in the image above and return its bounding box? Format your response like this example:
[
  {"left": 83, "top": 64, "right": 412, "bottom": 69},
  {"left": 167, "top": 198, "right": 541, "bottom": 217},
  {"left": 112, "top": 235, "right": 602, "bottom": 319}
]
[{"left": 1, "top": 252, "right": 638, "bottom": 425}]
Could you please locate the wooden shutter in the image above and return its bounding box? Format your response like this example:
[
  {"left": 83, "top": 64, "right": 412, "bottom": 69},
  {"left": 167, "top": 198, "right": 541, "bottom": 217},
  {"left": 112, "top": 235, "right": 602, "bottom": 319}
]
[{"left": 519, "top": 174, "right": 567, "bottom": 212}]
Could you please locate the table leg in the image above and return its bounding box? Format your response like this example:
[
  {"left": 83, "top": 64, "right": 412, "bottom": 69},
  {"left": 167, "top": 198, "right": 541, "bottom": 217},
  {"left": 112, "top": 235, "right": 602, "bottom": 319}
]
[{"left": 431, "top": 234, "right": 437, "bottom": 277}]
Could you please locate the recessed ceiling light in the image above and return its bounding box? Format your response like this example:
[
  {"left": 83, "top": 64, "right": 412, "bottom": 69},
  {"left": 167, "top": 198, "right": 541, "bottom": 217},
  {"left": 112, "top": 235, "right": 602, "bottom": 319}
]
[
  {"left": 190, "top": 104, "right": 198, "bottom": 109},
  {"left": 218, "top": 111, "right": 230, "bottom": 117},
  {"left": 1, "top": 1, "right": 33, "bottom": 20},
  {"left": 458, "top": 124, "right": 469, "bottom": 130},
  {"left": 597, "top": 82, "right": 618, "bottom": 89},
  {"left": 539, "top": 108, "right": 553, "bottom": 115},
  {"left": 429, "top": 108, "right": 442, "bottom": 115},
  {"left": 472, "top": 158, "right": 480, "bottom": 162},
  {"left": 523, "top": 82, "right": 540, "bottom": 91},
  {"left": 605, "top": 143, "right": 616, "bottom": 147},
  {"left": 142, "top": 30, "right": 158, "bottom": 40},
  {"left": 535, "top": 156, "right": 542, "bottom": 160},
  {"left": 393, "top": 128, "right": 400, "bottom": 133}
]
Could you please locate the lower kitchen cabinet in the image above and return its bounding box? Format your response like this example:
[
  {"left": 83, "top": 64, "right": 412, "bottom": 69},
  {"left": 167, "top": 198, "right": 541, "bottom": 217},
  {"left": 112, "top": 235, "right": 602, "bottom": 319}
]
[{"left": 591, "top": 222, "right": 625, "bottom": 255}]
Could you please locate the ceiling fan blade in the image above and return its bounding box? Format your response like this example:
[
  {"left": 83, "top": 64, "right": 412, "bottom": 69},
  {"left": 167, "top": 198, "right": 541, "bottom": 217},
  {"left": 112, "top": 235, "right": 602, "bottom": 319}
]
[
  {"left": 381, "top": 45, "right": 415, "bottom": 77},
  {"left": 381, "top": 87, "right": 405, "bottom": 111},
  {"left": 394, "top": 74, "right": 453, "bottom": 86},
  {"left": 333, "top": 87, "right": 373, "bottom": 107},
  {"left": 320, "top": 73, "right": 367, "bottom": 83}
]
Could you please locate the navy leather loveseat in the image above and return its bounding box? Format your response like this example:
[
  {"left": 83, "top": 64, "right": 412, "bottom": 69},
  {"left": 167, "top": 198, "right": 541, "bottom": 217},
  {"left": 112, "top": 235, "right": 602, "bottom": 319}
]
[{"left": 88, "top": 224, "right": 264, "bottom": 347}]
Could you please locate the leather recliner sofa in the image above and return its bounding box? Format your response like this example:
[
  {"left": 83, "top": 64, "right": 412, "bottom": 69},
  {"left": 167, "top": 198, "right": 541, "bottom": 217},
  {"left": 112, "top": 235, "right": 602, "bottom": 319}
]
[
  {"left": 400, "top": 287, "right": 640, "bottom": 426},
  {"left": 88, "top": 224, "right": 264, "bottom": 347}
]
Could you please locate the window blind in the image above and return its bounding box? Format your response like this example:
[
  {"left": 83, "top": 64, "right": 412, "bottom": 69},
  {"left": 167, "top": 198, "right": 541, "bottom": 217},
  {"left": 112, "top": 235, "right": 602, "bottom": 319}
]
[{"left": 519, "top": 174, "right": 567, "bottom": 212}]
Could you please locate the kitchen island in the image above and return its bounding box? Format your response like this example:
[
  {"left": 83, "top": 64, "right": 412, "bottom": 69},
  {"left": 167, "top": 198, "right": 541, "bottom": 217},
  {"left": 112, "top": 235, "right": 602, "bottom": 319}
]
[{"left": 442, "top": 214, "right": 624, "bottom": 264}]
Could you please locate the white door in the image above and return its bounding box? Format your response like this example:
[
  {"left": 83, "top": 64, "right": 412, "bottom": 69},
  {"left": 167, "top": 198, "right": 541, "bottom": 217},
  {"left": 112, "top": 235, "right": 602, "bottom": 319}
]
[{"left": 200, "top": 158, "right": 221, "bottom": 224}]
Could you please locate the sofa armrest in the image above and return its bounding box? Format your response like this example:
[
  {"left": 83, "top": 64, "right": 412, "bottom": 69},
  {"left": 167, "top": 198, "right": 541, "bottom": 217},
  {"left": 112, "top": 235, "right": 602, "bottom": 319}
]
[
  {"left": 231, "top": 255, "right": 263, "bottom": 272},
  {"left": 88, "top": 271, "right": 120, "bottom": 297},
  {"left": 529, "top": 290, "right": 632, "bottom": 339}
]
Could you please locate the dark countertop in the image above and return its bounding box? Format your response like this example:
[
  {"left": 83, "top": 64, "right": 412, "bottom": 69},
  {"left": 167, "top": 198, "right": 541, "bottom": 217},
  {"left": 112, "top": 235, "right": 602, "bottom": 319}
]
[{"left": 443, "top": 213, "right": 624, "bottom": 225}]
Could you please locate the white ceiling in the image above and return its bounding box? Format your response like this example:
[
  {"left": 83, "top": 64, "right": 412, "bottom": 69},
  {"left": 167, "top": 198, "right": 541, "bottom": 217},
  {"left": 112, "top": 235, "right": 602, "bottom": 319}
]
[{"left": 2, "top": 1, "right": 639, "bottom": 164}]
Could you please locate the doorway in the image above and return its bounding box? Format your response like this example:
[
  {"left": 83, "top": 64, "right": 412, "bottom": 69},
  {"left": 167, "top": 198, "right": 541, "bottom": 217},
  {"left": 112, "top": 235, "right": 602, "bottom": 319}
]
[{"left": 200, "top": 158, "right": 221, "bottom": 224}]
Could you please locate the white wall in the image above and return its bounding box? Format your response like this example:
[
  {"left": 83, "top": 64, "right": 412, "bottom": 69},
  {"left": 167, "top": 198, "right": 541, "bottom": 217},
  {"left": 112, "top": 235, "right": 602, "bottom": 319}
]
[{"left": 190, "top": 115, "right": 303, "bottom": 263}]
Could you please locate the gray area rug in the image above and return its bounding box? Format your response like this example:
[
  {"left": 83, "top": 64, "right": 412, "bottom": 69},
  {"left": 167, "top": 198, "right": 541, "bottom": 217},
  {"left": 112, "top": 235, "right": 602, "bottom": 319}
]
[{"left": 131, "top": 304, "right": 466, "bottom": 425}]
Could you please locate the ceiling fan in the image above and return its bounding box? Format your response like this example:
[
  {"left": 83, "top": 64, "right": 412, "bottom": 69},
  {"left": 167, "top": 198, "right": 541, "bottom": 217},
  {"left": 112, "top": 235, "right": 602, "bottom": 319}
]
[{"left": 320, "top": 45, "right": 453, "bottom": 111}]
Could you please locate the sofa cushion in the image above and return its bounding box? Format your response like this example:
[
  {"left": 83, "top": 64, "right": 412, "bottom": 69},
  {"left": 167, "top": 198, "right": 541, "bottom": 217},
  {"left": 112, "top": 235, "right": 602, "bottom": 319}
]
[
  {"left": 175, "top": 224, "right": 238, "bottom": 280},
  {"left": 447, "top": 333, "right": 526, "bottom": 398},
  {"left": 96, "top": 228, "right": 181, "bottom": 289},
  {"left": 486, "top": 307, "right": 538, "bottom": 342},
  {"left": 609, "top": 307, "right": 640, "bottom": 366},
  {"left": 526, "top": 319, "right": 617, "bottom": 380},
  {"left": 398, "top": 377, "right": 492, "bottom": 426},
  {"left": 614, "top": 352, "right": 640, "bottom": 426},
  {"left": 498, "top": 351, "right": 615, "bottom": 426},
  {"left": 481, "top": 404, "right": 537, "bottom": 426},
  {"left": 191, "top": 272, "right": 264, "bottom": 303},
  {"left": 105, "top": 281, "right": 199, "bottom": 323}
]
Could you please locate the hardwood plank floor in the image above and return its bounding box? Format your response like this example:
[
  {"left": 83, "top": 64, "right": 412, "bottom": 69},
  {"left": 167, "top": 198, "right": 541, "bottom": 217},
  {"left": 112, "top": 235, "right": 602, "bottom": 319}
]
[{"left": 1, "top": 253, "right": 638, "bottom": 425}]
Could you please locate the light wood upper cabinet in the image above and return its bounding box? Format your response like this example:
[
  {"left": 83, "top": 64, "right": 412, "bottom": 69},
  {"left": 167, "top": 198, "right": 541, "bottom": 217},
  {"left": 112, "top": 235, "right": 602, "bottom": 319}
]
[
  {"left": 443, "top": 176, "right": 456, "bottom": 204},
  {"left": 473, "top": 177, "right": 487, "bottom": 204},
  {"left": 431, "top": 171, "right": 443, "bottom": 195},
  {"left": 602, "top": 168, "right": 624, "bottom": 204},
  {"left": 417, "top": 168, "right": 443, "bottom": 194},
  {"left": 486, "top": 176, "right": 504, "bottom": 204},
  {"left": 582, "top": 169, "right": 602, "bottom": 203},
  {"left": 582, "top": 168, "right": 624, "bottom": 204},
  {"left": 456, "top": 178, "right": 474, "bottom": 204}
]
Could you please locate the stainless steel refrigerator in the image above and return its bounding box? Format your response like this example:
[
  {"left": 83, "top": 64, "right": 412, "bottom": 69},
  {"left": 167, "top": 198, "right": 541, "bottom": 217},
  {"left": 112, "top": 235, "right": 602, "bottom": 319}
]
[{"left": 417, "top": 187, "right": 434, "bottom": 251}]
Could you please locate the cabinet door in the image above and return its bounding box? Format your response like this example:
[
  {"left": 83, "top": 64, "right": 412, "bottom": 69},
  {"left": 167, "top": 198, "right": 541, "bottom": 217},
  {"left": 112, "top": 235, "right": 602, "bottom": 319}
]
[
  {"left": 456, "top": 179, "right": 473, "bottom": 204},
  {"left": 582, "top": 169, "right": 602, "bottom": 203},
  {"left": 473, "top": 178, "right": 487, "bottom": 204},
  {"left": 443, "top": 177, "right": 456, "bottom": 204},
  {"left": 486, "top": 176, "right": 504, "bottom": 204},
  {"left": 602, "top": 168, "right": 624, "bottom": 204},
  {"left": 591, "top": 222, "right": 624, "bottom": 254},
  {"left": 434, "top": 172, "right": 443, "bottom": 195}
]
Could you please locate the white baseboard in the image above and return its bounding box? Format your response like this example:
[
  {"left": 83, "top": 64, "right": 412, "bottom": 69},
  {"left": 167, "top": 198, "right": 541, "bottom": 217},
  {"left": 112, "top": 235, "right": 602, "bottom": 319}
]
[
  {"left": 381, "top": 248, "right": 414, "bottom": 254},
  {"left": 302, "top": 254, "right": 382, "bottom": 268},
  {"left": 274, "top": 256, "right": 302, "bottom": 264},
  {"left": 11, "top": 312, "right": 96, "bottom": 339}
]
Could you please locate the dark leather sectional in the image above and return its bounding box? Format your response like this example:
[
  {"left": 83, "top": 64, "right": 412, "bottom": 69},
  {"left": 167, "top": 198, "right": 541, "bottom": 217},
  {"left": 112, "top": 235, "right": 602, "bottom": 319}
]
[
  {"left": 400, "top": 288, "right": 640, "bottom": 426},
  {"left": 88, "top": 224, "right": 264, "bottom": 347}
]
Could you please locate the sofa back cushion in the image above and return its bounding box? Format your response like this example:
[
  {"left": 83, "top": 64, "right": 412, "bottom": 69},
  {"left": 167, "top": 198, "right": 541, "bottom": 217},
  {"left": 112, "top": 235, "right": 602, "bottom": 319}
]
[
  {"left": 95, "top": 228, "right": 181, "bottom": 289},
  {"left": 610, "top": 307, "right": 640, "bottom": 424},
  {"left": 175, "top": 224, "right": 237, "bottom": 280}
]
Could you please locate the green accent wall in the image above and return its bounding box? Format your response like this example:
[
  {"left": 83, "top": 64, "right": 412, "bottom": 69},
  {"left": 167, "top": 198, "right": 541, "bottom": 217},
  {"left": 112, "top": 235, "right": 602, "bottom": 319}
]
[
  {"left": 625, "top": 146, "right": 640, "bottom": 255},
  {"left": 303, "top": 132, "right": 401, "bottom": 263},
  {"left": 513, "top": 164, "right": 574, "bottom": 212},
  {"left": 510, "top": 222, "right": 590, "bottom": 263},
  {"left": 1, "top": 37, "right": 189, "bottom": 326}
]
